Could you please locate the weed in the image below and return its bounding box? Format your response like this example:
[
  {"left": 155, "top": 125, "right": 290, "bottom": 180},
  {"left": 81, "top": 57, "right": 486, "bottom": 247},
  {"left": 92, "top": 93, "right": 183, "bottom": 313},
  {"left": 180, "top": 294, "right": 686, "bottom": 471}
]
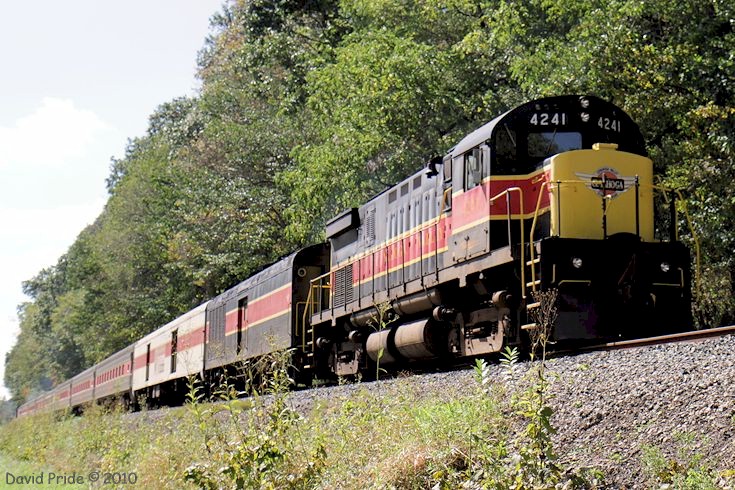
[
  {"left": 183, "top": 349, "right": 326, "bottom": 489},
  {"left": 499, "top": 345, "right": 520, "bottom": 380},
  {"left": 474, "top": 357, "right": 493, "bottom": 395},
  {"left": 2, "top": 289, "right": 730, "bottom": 489},
  {"left": 367, "top": 301, "right": 397, "bottom": 381},
  {"left": 466, "top": 289, "right": 603, "bottom": 489},
  {"left": 642, "top": 433, "right": 735, "bottom": 490}
]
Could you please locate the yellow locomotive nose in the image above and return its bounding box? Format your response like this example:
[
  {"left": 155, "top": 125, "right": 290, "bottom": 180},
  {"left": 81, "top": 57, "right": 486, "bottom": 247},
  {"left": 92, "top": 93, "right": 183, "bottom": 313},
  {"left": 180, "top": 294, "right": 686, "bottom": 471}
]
[{"left": 547, "top": 143, "right": 655, "bottom": 242}]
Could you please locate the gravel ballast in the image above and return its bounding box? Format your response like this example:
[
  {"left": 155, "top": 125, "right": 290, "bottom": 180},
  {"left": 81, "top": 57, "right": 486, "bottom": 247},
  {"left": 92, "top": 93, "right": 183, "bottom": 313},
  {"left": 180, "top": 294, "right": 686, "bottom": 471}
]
[
  {"left": 284, "top": 333, "right": 735, "bottom": 487},
  {"left": 550, "top": 335, "right": 735, "bottom": 487}
]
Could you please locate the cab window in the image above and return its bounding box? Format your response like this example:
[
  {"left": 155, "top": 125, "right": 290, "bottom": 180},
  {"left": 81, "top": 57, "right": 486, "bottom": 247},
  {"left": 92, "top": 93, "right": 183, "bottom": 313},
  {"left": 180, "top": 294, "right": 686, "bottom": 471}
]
[
  {"left": 494, "top": 126, "right": 517, "bottom": 174},
  {"left": 465, "top": 148, "right": 482, "bottom": 190}
]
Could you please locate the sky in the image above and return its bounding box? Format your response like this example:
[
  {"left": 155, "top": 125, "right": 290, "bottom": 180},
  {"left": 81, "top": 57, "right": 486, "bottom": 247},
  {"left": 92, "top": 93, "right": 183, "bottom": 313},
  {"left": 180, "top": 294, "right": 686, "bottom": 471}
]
[{"left": 0, "top": 0, "right": 224, "bottom": 399}]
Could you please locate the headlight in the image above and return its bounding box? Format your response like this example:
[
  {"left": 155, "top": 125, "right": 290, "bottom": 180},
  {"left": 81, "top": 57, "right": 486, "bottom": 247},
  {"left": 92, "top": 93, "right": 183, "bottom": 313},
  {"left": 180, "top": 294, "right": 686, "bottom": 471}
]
[
  {"left": 660, "top": 262, "right": 671, "bottom": 273},
  {"left": 572, "top": 257, "right": 583, "bottom": 269}
]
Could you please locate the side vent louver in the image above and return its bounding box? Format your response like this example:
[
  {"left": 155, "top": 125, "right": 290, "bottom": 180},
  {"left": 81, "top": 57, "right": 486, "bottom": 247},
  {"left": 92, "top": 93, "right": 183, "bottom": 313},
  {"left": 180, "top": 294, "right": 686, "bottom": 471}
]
[
  {"left": 365, "top": 208, "right": 376, "bottom": 246},
  {"left": 333, "top": 264, "right": 354, "bottom": 308}
]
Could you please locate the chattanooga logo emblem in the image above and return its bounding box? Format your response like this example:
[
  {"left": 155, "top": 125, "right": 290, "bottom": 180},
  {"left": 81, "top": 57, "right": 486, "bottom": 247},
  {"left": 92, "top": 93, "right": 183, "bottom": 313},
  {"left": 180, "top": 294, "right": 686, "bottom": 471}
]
[{"left": 575, "top": 167, "right": 635, "bottom": 199}]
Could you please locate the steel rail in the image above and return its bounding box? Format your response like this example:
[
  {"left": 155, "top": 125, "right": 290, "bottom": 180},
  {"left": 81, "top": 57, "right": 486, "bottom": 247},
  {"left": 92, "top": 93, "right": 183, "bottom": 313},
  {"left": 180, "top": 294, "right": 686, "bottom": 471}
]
[{"left": 573, "top": 324, "right": 735, "bottom": 353}]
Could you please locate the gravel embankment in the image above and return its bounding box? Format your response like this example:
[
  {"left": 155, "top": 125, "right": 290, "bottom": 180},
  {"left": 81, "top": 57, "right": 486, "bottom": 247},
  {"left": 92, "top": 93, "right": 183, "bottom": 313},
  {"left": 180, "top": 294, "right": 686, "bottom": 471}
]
[
  {"left": 550, "top": 335, "right": 735, "bottom": 487},
  {"left": 285, "top": 333, "right": 735, "bottom": 487}
]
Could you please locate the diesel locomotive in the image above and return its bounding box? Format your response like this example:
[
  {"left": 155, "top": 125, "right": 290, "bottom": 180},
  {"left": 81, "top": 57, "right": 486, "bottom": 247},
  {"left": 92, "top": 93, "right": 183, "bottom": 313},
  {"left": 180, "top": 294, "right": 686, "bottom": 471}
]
[{"left": 18, "top": 95, "right": 693, "bottom": 416}]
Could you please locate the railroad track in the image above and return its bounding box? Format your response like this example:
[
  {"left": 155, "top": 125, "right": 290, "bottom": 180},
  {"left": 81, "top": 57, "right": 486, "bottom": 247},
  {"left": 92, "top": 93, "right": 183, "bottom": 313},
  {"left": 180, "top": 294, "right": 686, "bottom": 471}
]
[
  {"left": 395, "top": 325, "right": 735, "bottom": 375},
  {"left": 123, "top": 325, "right": 735, "bottom": 417},
  {"left": 577, "top": 324, "right": 735, "bottom": 353}
]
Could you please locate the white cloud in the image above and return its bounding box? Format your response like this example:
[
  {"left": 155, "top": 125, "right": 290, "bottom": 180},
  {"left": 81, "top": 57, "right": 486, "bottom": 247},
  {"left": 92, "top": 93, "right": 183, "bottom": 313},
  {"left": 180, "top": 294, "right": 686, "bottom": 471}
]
[
  {"left": 0, "top": 201, "right": 107, "bottom": 401},
  {"left": 0, "top": 97, "right": 110, "bottom": 169},
  {"left": 2, "top": 200, "right": 104, "bottom": 237},
  {"left": 0, "top": 99, "right": 115, "bottom": 400},
  {"left": 0, "top": 201, "right": 107, "bottom": 275}
]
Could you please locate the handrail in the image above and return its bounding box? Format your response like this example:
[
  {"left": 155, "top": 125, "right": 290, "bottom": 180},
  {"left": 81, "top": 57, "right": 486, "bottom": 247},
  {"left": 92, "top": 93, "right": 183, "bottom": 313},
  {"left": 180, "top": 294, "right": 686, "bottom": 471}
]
[
  {"left": 673, "top": 190, "right": 701, "bottom": 295},
  {"left": 528, "top": 181, "right": 552, "bottom": 293},
  {"left": 312, "top": 185, "right": 528, "bottom": 308},
  {"left": 527, "top": 178, "right": 644, "bottom": 288},
  {"left": 308, "top": 178, "right": 699, "bottom": 319},
  {"left": 309, "top": 186, "right": 454, "bottom": 315},
  {"left": 298, "top": 298, "right": 310, "bottom": 352},
  {"left": 650, "top": 184, "right": 700, "bottom": 295},
  {"left": 309, "top": 271, "right": 332, "bottom": 294},
  {"left": 301, "top": 281, "right": 331, "bottom": 353},
  {"left": 488, "top": 187, "right": 525, "bottom": 299},
  {"left": 303, "top": 272, "right": 329, "bottom": 332}
]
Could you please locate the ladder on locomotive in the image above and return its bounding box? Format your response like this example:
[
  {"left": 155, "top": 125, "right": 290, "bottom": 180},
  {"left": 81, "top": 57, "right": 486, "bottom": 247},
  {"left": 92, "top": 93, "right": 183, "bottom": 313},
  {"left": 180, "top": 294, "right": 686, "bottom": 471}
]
[{"left": 299, "top": 277, "right": 330, "bottom": 370}]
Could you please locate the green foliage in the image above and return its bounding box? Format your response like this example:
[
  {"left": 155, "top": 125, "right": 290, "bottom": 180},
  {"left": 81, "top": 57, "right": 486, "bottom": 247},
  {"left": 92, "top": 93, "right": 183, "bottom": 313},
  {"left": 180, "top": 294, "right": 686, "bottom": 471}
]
[
  {"left": 282, "top": 0, "right": 506, "bottom": 241},
  {"left": 183, "top": 350, "right": 326, "bottom": 489},
  {"left": 4, "top": 302, "right": 56, "bottom": 398},
  {"left": 642, "top": 433, "right": 735, "bottom": 489}
]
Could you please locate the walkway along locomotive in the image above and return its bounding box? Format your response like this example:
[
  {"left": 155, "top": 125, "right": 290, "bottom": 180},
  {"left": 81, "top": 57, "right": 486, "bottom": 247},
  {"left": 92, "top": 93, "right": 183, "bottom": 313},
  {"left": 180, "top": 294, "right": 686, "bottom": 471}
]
[{"left": 17, "top": 95, "right": 694, "bottom": 416}]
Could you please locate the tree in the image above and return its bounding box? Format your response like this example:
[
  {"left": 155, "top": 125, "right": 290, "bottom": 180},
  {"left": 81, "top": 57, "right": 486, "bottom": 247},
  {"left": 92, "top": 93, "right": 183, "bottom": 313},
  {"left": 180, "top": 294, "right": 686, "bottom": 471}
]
[
  {"left": 495, "top": 0, "right": 735, "bottom": 326},
  {"left": 283, "top": 0, "right": 520, "bottom": 241}
]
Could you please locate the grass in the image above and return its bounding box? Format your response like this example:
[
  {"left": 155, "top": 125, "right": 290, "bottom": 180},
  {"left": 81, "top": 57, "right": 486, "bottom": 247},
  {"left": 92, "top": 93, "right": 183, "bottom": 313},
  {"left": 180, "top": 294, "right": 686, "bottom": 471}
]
[
  {"left": 0, "top": 371, "right": 511, "bottom": 488},
  {"left": 0, "top": 405, "right": 203, "bottom": 489},
  {"left": 0, "top": 367, "right": 563, "bottom": 488},
  {"left": 641, "top": 432, "right": 733, "bottom": 490},
  {"left": 0, "top": 452, "right": 79, "bottom": 489}
]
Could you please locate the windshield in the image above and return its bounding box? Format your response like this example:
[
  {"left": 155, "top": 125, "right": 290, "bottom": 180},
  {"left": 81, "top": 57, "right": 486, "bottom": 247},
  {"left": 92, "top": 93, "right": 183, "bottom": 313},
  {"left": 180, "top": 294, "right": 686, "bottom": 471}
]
[{"left": 528, "top": 131, "right": 582, "bottom": 159}]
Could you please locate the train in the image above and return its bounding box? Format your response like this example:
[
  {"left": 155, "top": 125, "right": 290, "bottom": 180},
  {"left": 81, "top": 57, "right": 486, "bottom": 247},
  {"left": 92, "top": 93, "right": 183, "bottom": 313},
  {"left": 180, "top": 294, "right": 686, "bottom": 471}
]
[{"left": 17, "top": 95, "right": 693, "bottom": 416}]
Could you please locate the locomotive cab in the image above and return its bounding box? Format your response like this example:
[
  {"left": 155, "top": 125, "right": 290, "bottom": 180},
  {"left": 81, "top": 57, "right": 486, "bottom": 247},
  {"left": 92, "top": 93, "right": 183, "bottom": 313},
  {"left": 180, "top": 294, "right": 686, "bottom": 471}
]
[{"left": 445, "top": 95, "right": 692, "bottom": 344}]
